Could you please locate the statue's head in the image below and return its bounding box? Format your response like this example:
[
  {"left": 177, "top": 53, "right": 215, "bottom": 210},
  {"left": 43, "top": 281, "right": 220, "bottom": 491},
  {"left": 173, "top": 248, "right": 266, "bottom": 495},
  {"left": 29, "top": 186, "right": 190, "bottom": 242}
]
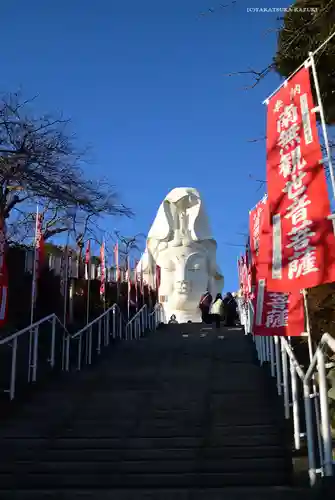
[{"left": 156, "top": 240, "right": 213, "bottom": 310}]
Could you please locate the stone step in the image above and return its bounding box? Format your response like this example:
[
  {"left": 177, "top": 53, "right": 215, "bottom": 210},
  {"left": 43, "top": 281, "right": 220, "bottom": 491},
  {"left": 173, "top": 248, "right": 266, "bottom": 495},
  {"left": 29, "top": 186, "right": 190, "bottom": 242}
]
[
  {"left": 52, "top": 422, "right": 281, "bottom": 434},
  {"left": 0, "top": 487, "right": 313, "bottom": 500},
  {"left": 0, "top": 470, "right": 289, "bottom": 489},
  {"left": 0, "top": 445, "right": 286, "bottom": 462},
  {"left": 58, "top": 420, "right": 281, "bottom": 436},
  {"left": 56, "top": 426, "right": 282, "bottom": 441},
  {"left": 0, "top": 434, "right": 284, "bottom": 451},
  {"left": 0, "top": 457, "right": 288, "bottom": 474},
  {"left": 0, "top": 415, "right": 283, "bottom": 439}
]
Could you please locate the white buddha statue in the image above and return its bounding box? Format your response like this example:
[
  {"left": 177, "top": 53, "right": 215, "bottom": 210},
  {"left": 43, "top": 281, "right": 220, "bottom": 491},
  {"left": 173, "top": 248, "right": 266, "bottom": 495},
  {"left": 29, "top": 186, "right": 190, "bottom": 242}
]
[{"left": 138, "top": 187, "right": 224, "bottom": 323}]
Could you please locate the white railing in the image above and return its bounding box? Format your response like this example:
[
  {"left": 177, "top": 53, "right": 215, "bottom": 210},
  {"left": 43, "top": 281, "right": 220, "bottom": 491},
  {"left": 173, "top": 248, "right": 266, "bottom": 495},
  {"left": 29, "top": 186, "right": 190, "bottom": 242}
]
[
  {"left": 69, "top": 304, "right": 124, "bottom": 371},
  {"left": 1, "top": 302, "right": 163, "bottom": 403},
  {"left": 148, "top": 302, "right": 165, "bottom": 329},
  {"left": 253, "top": 332, "right": 335, "bottom": 485},
  {"left": 126, "top": 305, "right": 149, "bottom": 340},
  {"left": 125, "top": 302, "right": 165, "bottom": 340},
  {"left": 0, "top": 314, "right": 68, "bottom": 400}
]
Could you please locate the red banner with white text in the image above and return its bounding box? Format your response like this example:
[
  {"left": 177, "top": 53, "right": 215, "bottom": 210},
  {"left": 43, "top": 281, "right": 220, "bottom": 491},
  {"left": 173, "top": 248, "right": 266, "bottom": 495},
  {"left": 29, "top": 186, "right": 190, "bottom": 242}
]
[
  {"left": 266, "top": 66, "right": 335, "bottom": 291},
  {"left": 253, "top": 280, "right": 304, "bottom": 337},
  {"left": 249, "top": 195, "right": 270, "bottom": 284},
  {"left": 249, "top": 197, "right": 304, "bottom": 336}
]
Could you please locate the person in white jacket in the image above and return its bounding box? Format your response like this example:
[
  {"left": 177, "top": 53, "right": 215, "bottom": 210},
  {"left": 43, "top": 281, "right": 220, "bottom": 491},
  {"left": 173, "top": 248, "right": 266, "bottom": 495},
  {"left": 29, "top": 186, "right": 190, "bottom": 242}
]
[{"left": 210, "top": 293, "right": 225, "bottom": 329}]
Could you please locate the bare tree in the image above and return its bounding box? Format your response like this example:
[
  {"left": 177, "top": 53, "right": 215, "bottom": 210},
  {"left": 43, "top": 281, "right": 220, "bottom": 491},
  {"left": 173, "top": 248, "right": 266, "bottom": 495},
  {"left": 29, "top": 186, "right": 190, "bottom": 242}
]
[
  {"left": 114, "top": 231, "right": 146, "bottom": 268},
  {"left": 0, "top": 92, "right": 132, "bottom": 237}
]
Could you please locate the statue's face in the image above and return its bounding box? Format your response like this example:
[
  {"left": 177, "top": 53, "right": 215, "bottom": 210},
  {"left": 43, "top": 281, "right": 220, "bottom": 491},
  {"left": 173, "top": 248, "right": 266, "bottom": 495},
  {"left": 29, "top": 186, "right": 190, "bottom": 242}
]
[{"left": 157, "top": 244, "right": 209, "bottom": 310}]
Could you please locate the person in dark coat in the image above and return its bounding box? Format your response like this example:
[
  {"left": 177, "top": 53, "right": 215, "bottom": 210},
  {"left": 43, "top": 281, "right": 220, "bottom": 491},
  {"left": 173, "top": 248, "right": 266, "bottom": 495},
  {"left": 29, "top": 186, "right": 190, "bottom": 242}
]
[
  {"left": 223, "top": 292, "right": 238, "bottom": 326},
  {"left": 168, "top": 314, "right": 178, "bottom": 324},
  {"left": 198, "top": 290, "right": 212, "bottom": 324}
]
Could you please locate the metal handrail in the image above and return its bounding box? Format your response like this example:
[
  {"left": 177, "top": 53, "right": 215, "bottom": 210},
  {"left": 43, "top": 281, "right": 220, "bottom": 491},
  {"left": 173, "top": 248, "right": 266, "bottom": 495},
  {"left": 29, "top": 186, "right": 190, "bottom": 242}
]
[
  {"left": 126, "top": 305, "right": 149, "bottom": 340},
  {"left": 67, "top": 304, "right": 125, "bottom": 371},
  {"left": 71, "top": 304, "right": 120, "bottom": 339},
  {"left": 0, "top": 314, "right": 55, "bottom": 345},
  {"left": 1, "top": 300, "right": 164, "bottom": 403},
  {"left": 148, "top": 303, "right": 165, "bottom": 328},
  {"left": 125, "top": 302, "right": 165, "bottom": 340},
  {"left": 251, "top": 329, "right": 335, "bottom": 486},
  {"left": 0, "top": 313, "right": 68, "bottom": 400}
]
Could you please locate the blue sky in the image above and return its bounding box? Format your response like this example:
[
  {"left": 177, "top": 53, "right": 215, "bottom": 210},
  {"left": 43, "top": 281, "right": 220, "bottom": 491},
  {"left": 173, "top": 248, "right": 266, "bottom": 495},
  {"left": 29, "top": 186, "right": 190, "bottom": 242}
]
[{"left": 2, "top": 0, "right": 293, "bottom": 292}]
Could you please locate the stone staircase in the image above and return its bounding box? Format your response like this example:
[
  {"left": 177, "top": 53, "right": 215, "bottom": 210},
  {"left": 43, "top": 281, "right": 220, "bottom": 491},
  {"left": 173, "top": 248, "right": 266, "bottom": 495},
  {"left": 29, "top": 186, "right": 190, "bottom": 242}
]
[{"left": 0, "top": 324, "right": 313, "bottom": 499}]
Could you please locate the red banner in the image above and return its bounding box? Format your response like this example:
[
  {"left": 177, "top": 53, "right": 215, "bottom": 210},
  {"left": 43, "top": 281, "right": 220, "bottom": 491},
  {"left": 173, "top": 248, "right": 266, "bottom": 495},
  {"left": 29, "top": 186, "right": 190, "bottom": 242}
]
[
  {"left": 100, "top": 242, "right": 105, "bottom": 298},
  {"left": 266, "top": 66, "right": 335, "bottom": 291},
  {"left": 85, "top": 240, "right": 91, "bottom": 280},
  {"left": 32, "top": 210, "right": 45, "bottom": 306},
  {"left": 114, "top": 242, "right": 120, "bottom": 282},
  {"left": 249, "top": 197, "right": 304, "bottom": 336},
  {"left": 249, "top": 195, "right": 270, "bottom": 283},
  {"left": 253, "top": 280, "right": 304, "bottom": 336},
  {"left": 238, "top": 251, "right": 252, "bottom": 300}
]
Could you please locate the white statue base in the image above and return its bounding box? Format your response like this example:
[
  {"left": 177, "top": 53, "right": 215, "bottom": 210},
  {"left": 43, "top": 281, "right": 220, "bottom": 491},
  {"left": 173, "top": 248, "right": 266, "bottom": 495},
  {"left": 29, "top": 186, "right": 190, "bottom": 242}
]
[{"left": 137, "top": 187, "right": 224, "bottom": 324}]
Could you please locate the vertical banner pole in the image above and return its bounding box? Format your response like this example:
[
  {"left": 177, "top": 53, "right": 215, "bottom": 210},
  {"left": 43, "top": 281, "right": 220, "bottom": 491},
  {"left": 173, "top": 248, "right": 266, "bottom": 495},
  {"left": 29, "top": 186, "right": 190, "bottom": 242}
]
[
  {"left": 30, "top": 206, "right": 39, "bottom": 327},
  {"left": 28, "top": 206, "right": 39, "bottom": 383},
  {"left": 86, "top": 272, "right": 91, "bottom": 325},
  {"left": 63, "top": 232, "right": 70, "bottom": 328},
  {"left": 127, "top": 257, "right": 130, "bottom": 321},
  {"left": 308, "top": 53, "right": 335, "bottom": 202},
  {"left": 302, "top": 289, "right": 314, "bottom": 362},
  {"left": 85, "top": 239, "right": 91, "bottom": 326}
]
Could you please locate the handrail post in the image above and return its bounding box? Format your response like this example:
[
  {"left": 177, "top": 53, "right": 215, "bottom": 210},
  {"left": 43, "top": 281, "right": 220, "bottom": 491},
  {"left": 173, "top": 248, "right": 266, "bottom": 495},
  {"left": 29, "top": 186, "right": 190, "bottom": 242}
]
[
  {"left": 106, "top": 311, "right": 110, "bottom": 345},
  {"left": 65, "top": 336, "right": 70, "bottom": 372},
  {"left": 9, "top": 337, "right": 18, "bottom": 400},
  {"left": 97, "top": 320, "right": 102, "bottom": 354},
  {"left": 270, "top": 337, "right": 275, "bottom": 377},
  {"left": 255, "top": 335, "right": 260, "bottom": 361},
  {"left": 112, "top": 308, "right": 116, "bottom": 339},
  {"left": 290, "top": 356, "right": 301, "bottom": 450},
  {"left": 77, "top": 335, "right": 82, "bottom": 371},
  {"left": 50, "top": 316, "right": 56, "bottom": 368},
  {"left": 259, "top": 336, "right": 264, "bottom": 365},
  {"left": 265, "top": 337, "right": 269, "bottom": 362},
  {"left": 32, "top": 326, "right": 39, "bottom": 383},
  {"left": 281, "top": 337, "right": 290, "bottom": 419},
  {"left": 263, "top": 337, "right": 267, "bottom": 363},
  {"left": 88, "top": 326, "right": 93, "bottom": 365},
  {"left": 304, "top": 381, "right": 317, "bottom": 485},
  {"left": 274, "top": 336, "right": 282, "bottom": 396},
  {"left": 27, "top": 327, "right": 33, "bottom": 383},
  {"left": 317, "top": 348, "right": 334, "bottom": 477}
]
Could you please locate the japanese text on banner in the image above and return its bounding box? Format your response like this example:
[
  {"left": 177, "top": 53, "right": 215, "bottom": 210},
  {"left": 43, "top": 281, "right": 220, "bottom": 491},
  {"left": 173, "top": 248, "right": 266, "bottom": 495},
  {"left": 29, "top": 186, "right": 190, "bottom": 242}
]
[
  {"left": 253, "top": 279, "right": 304, "bottom": 337},
  {"left": 266, "top": 66, "right": 335, "bottom": 291}
]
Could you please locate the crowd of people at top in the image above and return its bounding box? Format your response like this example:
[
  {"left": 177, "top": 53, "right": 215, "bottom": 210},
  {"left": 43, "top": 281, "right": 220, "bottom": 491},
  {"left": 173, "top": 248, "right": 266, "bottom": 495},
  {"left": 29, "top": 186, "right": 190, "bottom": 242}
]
[
  {"left": 198, "top": 290, "right": 239, "bottom": 329},
  {"left": 168, "top": 290, "right": 239, "bottom": 328}
]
